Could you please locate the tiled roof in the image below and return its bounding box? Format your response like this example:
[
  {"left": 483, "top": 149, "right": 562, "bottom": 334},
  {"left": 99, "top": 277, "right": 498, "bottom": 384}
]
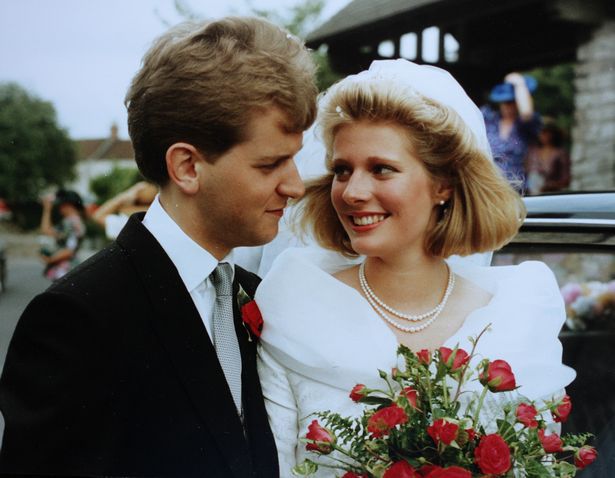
[
  {"left": 74, "top": 137, "right": 134, "bottom": 161},
  {"left": 306, "top": 0, "right": 441, "bottom": 43}
]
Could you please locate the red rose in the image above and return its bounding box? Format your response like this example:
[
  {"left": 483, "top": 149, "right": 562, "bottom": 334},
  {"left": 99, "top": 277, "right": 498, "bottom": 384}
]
[
  {"left": 438, "top": 347, "right": 470, "bottom": 372},
  {"left": 424, "top": 466, "right": 472, "bottom": 478},
  {"left": 367, "top": 405, "right": 408, "bottom": 438},
  {"left": 418, "top": 465, "right": 442, "bottom": 476},
  {"left": 552, "top": 394, "right": 572, "bottom": 423},
  {"left": 341, "top": 472, "right": 368, "bottom": 478},
  {"left": 305, "top": 420, "right": 335, "bottom": 454},
  {"left": 575, "top": 445, "right": 598, "bottom": 469},
  {"left": 479, "top": 360, "right": 516, "bottom": 392},
  {"left": 417, "top": 349, "right": 431, "bottom": 365},
  {"left": 401, "top": 387, "right": 418, "bottom": 409},
  {"left": 474, "top": 434, "right": 511, "bottom": 475},
  {"left": 427, "top": 418, "right": 459, "bottom": 446},
  {"left": 383, "top": 460, "right": 419, "bottom": 478},
  {"left": 538, "top": 429, "right": 563, "bottom": 453},
  {"left": 241, "top": 300, "right": 263, "bottom": 338},
  {"left": 349, "top": 384, "right": 368, "bottom": 402},
  {"left": 515, "top": 403, "right": 538, "bottom": 428}
]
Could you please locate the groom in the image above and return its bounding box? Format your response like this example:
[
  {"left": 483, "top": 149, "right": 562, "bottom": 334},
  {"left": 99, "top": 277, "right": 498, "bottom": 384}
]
[{"left": 0, "top": 16, "right": 317, "bottom": 477}]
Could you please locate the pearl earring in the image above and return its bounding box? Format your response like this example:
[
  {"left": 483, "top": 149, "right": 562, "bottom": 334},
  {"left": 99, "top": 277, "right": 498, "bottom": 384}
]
[{"left": 439, "top": 200, "right": 445, "bottom": 206}]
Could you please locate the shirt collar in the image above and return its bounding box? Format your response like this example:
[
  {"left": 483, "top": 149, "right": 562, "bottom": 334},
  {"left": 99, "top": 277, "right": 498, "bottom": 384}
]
[{"left": 142, "top": 195, "right": 234, "bottom": 292}]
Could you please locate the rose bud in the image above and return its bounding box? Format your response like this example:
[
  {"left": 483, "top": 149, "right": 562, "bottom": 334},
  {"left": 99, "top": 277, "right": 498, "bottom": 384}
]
[
  {"left": 552, "top": 394, "right": 572, "bottom": 423},
  {"left": 438, "top": 347, "right": 470, "bottom": 372},
  {"left": 474, "top": 434, "right": 511, "bottom": 476},
  {"left": 305, "top": 420, "right": 335, "bottom": 454},
  {"left": 515, "top": 403, "right": 538, "bottom": 428},
  {"left": 383, "top": 460, "right": 419, "bottom": 478},
  {"left": 479, "top": 360, "right": 516, "bottom": 392},
  {"left": 417, "top": 349, "right": 431, "bottom": 365},
  {"left": 427, "top": 418, "right": 459, "bottom": 446},
  {"left": 367, "top": 405, "right": 408, "bottom": 438},
  {"left": 424, "top": 466, "right": 472, "bottom": 478},
  {"left": 401, "top": 387, "right": 418, "bottom": 409},
  {"left": 538, "top": 429, "right": 563, "bottom": 453},
  {"left": 575, "top": 445, "right": 598, "bottom": 469},
  {"left": 241, "top": 300, "right": 263, "bottom": 337},
  {"left": 455, "top": 427, "right": 476, "bottom": 446},
  {"left": 349, "top": 384, "right": 368, "bottom": 402}
]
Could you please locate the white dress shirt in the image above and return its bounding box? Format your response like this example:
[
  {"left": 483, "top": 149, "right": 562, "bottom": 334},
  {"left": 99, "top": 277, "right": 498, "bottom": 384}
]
[{"left": 142, "top": 196, "right": 234, "bottom": 338}]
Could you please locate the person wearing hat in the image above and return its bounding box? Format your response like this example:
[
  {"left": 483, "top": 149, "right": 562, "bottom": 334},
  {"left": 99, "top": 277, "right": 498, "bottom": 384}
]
[
  {"left": 481, "top": 72, "right": 542, "bottom": 191},
  {"left": 39, "top": 189, "right": 85, "bottom": 280}
]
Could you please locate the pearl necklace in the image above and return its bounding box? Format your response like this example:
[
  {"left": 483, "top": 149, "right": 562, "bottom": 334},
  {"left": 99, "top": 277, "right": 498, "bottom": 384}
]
[{"left": 358, "top": 262, "right": 455, "bottom": 333}]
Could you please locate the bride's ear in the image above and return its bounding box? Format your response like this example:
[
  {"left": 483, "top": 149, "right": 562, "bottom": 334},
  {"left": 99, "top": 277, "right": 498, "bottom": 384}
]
[{"left": 433, "top": 181, "right": 453, "bottom": 204}]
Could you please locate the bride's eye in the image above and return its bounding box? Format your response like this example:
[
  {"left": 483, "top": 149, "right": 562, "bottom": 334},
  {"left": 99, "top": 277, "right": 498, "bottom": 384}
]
[
  {"left": 373, "top": 164, "right": 396, "bottom": 175},
  {"left": 332, "top": 164, "right": 351, "bottom": 179}
]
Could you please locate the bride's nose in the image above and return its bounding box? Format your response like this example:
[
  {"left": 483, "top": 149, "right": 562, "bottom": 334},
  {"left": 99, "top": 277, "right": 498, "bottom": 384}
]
[{"left": 342, "top": 172, "right": 371, "bottom": 204}]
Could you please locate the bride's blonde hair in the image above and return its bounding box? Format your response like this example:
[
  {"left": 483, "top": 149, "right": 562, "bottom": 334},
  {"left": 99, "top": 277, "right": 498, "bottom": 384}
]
[{"left": 299, "top": 78, "right": 526, "bottom": 258}]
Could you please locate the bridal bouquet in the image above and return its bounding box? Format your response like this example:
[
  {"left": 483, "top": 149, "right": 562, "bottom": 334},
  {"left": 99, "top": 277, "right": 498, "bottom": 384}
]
[{"left": 293, "top": 328, "right": 597, "bottom": 477}]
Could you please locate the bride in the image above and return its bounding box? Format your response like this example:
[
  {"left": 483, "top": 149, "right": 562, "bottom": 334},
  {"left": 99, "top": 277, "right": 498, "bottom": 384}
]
[{"left": 256, "top": 59, "right": 575, "bottom": 477}]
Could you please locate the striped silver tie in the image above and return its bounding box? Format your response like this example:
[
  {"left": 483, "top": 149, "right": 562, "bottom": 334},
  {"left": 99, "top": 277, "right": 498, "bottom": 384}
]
[{"left": 210, "top": 263, "right": 242, "bottom": 416}]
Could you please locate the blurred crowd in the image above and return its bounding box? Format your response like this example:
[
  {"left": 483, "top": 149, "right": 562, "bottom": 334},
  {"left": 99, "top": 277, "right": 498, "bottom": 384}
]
[{"left": 482, "top": 72, "right": 571, "bottom": 195}]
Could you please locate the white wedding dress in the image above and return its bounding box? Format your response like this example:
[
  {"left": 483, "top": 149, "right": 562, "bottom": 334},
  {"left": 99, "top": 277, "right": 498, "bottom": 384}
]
[{"left": 256, "top": 247, "right": 576, "bottom": 477}]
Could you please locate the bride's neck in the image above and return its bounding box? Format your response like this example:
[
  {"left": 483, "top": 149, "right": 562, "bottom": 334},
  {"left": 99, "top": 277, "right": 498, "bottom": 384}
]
[{"left": 363, "top": 254, "right": 448, "bottom": 306}]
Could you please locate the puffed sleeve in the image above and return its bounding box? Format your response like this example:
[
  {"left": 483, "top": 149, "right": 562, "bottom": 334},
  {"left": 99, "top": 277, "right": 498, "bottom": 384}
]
[{"left": 257, "top": 344, "right": 299, "bottom": 477}]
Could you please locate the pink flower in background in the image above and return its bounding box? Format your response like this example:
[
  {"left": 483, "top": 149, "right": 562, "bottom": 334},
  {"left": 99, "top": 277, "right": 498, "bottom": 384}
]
[{"left": 560, "top": 282, "right": 582, "bottom": 305}]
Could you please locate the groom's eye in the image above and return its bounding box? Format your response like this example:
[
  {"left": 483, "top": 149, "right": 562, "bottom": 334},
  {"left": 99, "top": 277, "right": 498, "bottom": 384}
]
[{"left": 258, "top": 157, "right": 287, "bottom": 171}]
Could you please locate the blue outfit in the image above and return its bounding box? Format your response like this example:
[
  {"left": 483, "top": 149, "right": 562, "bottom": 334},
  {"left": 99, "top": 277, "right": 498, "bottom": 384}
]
[{"left": 481, "top": 105, "right": 541, "bottom": 191}]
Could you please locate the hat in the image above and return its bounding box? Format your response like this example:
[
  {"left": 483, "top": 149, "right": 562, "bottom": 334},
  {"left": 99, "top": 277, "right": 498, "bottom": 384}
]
[
  {"left": 489, "top": 75, "right": 537, "bottom": 103},
  {"left": 54, "top": 189, "right": 83, "bottom": 210}
]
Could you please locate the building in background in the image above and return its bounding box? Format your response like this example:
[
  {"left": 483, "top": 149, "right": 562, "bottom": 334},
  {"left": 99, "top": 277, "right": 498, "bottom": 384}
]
[{"left": 70, "top": 124, "right": 136, "bottom": 200}]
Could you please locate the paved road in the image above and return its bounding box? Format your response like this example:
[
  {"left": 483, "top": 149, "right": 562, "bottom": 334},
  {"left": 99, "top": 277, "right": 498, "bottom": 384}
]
[
  {"left": 0, "top": 255, "right": 50, "bottom": 448},
  {"left": 0, "top": 257, "right": 49, "bottom": 368}
]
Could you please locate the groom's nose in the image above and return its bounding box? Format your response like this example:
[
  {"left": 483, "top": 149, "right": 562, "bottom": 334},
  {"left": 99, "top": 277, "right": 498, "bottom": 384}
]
[{"left": 277, "top": 159, "right": 305, "bottom": 199}]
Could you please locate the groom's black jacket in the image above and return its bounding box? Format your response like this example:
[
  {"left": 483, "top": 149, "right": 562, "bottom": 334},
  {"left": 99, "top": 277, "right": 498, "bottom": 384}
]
[{"left": 0, "top": 213, "right": 278, "bottom": 477}]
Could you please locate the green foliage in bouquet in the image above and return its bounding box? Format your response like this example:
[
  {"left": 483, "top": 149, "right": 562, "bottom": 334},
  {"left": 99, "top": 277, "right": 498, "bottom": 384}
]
[{"left": 294, "top": 327, "right": 597, "bottom": 478}]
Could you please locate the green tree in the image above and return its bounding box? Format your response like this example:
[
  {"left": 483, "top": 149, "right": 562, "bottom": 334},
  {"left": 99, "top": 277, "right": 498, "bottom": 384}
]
[
  {"left": 0, "top": 83, "right": 76, "bottom": 203},
  {"left": 89, "top": 166, "right": 142, "bottom": 205},
  {"left": 528, "top": 63, "right": 575, "bottom": 135}
]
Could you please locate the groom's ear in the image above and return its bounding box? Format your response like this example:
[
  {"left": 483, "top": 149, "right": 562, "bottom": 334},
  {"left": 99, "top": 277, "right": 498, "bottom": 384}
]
[{"left": 165, "top": 142, "right": 202, "bottom": 195}]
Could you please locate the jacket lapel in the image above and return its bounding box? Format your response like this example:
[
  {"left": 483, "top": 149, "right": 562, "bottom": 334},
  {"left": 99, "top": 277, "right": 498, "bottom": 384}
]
[{"left": 116, "top": 214, "right": 252, "bottom": 477}]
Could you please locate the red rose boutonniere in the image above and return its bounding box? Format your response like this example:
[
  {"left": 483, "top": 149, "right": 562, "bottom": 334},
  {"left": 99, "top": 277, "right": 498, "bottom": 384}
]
[{"left": 237, "top": 284, "right": 263, "bottom": 341}]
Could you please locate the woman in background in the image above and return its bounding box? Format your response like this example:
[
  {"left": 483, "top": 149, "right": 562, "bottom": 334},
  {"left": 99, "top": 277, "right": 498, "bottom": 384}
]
[
  {"left": 481, "top": 72, "right": 541, "bottom": 190},
  {"left": 39, "top": 189, "right": 85, "bottom": 281},
  {"left": 525, "top": 119, "right": 571, "bottom": 195}
]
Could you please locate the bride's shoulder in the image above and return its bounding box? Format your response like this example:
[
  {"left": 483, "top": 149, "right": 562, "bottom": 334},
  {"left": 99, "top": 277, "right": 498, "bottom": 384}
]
[{"left": 332, "top": 264, "right": 360, "bottom": 287}]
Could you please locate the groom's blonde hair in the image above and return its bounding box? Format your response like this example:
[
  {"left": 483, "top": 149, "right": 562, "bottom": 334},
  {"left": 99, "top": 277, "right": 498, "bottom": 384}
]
[{"left": 300, "top": 79, "right": 526, "bottom": 258}]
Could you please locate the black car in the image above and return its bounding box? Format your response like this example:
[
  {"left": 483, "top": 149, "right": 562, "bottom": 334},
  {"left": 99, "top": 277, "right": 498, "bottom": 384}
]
[{"left": 493, "top": 192, "right": 615, "bottom": 476}]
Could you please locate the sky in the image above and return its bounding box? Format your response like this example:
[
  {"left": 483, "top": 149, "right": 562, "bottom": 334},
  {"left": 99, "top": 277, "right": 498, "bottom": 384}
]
[{"left": 0, "top": 0, "right": 349, "bottom": 140}]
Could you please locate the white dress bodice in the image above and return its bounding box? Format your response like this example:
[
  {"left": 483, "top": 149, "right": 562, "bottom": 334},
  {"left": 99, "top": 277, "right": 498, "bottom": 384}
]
[{"left": 256, "top": 247, "right": 576, "bottom": 477}]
